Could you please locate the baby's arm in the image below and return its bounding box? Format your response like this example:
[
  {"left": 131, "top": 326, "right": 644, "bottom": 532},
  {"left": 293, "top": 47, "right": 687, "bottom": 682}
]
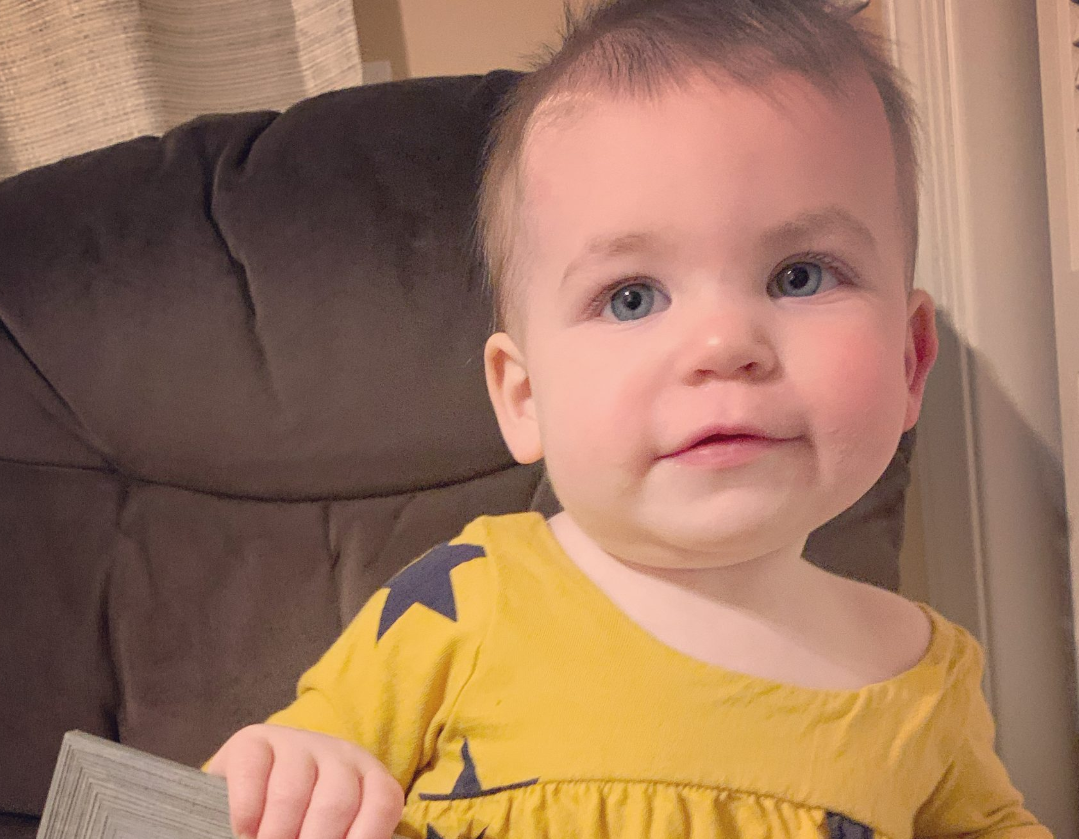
[
  {"left": 205, "top": 538, "right": 494, "bottom": 839},
  {"left": 204, "top": 724, "right": 403, "bottom": 839},
  {"left": 913, "top": 639, "right": 1052, "bottom": 838}
]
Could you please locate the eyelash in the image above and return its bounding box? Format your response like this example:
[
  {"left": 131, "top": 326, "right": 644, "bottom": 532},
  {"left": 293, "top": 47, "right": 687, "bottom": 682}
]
[
  {"left": 584, "top": 277, "right": 662, "bottom": 318},
  {"left": 584, "top": 252, "right": 857, "bottom": 316},
  {"left": 779, "top": 252, "right": 854, "bottom": 284}
]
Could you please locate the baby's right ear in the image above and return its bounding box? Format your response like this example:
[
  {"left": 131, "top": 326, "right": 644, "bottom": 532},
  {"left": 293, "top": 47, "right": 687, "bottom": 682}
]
[{"left": 484, "top": 332, "right": 543, "bottom": 464}]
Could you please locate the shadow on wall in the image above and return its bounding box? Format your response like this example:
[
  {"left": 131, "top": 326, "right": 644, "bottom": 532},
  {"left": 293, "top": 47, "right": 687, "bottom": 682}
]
[
  {"left": 922, "top": 309, "right": 1078, "bottom": 830},
  {"left": 352, "top": 0, "right": 410, "bottom": 80}
]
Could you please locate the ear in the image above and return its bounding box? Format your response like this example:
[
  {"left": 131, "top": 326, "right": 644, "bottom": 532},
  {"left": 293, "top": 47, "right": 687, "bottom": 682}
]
[
  {"left": 484, "top": 331, "right": 543, "bottom": 464},
  {"left": 902, "top": 288, "right": 939, "bottom": 431}
]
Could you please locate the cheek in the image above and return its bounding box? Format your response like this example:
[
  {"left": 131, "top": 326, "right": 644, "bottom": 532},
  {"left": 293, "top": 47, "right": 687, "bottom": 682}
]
[
  {"left": 797, "top": 321, "right": 910, "bottom": 439},
  {"left": 534, "top": 340, "right": 657, "bottom": 460},
  {"left": 788, "top": 327, "right": 908, "bottom": 501}
]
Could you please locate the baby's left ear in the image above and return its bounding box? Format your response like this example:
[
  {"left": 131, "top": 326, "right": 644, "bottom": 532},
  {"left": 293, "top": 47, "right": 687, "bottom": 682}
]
[
  {"left": 484, "top": 331, "right": 544, "bottom": 464},
  {"left": 903, "top": 289, "right": 939, "bottom": 431}
]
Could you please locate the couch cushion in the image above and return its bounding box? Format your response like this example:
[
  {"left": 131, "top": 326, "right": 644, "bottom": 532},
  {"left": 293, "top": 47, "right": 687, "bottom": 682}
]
[
  {"left": 0, "top": 70, "right": 552, "bottom": 823},
  {"left": 0, "top": 71, "right": 521, "bottom": 499}
]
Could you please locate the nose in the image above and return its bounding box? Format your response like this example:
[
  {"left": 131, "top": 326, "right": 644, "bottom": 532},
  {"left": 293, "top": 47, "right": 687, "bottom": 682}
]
[{"left": 675, "top": 294, "right": 779, "bottom": 384}]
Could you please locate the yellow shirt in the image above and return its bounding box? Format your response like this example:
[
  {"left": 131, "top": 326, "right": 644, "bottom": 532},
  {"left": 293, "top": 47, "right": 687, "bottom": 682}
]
[{"left": 267, "top": 513, "right": 1049, "bottom": 839}]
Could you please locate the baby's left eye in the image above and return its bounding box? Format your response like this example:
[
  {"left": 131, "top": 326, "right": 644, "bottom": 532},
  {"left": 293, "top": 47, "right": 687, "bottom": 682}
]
[{"left": 768, "top": 261, "right": 840, "bottom": 298}]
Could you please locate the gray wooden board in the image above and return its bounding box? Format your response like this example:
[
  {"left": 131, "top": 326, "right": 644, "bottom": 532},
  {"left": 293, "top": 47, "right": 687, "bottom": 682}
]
[{"left": 37, "top": 731, "right": 405, "bottom": 839}]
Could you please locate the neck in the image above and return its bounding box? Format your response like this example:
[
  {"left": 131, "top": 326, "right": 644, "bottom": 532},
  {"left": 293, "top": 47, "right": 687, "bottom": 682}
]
[{"left": 547, "top": 510, "right": 817, "bottom": 618}]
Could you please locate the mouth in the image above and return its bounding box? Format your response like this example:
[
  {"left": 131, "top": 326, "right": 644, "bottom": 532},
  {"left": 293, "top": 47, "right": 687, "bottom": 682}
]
[
  {"left": 667, "top": 427, "right": 777, "bottom": 456},
  {"left": 663, "top": 426, "right": 790, "bottom": 467}
]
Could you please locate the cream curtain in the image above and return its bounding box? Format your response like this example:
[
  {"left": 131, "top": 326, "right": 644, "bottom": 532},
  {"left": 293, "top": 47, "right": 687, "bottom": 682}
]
[{"left": 0, "top": 0, "right": 364, "bottom": 179}]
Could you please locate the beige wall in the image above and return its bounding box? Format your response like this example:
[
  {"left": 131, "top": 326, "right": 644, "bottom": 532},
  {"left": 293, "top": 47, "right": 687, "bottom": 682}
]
[
  {"left": 356, "top": 0, "right": 888, "bottom": 81},
  {"left": 354, "top": 0, "right": 584, "bottom": 80},
  {"left": 352, "top": 0, "right": 410, "bottom": 80},
  {"left": 861, "top": 0, "right": 884, "bottom": 38},
  {"left": 397, "top": 0, "right": 585, "bottom": 78}
]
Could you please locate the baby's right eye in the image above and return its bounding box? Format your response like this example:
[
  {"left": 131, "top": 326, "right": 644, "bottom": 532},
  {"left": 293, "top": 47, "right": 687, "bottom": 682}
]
[{"left": 602, "top": 281, "right": 670, "bottom": 322}]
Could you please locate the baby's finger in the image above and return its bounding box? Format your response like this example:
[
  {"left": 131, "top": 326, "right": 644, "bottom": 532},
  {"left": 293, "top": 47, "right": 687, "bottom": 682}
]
[
  {"left": 216, "top": 737, "right": 274, "bottom": 839},
  {"left": 296, "top": 760, "right": 361, "bottom": 839},
  {"left": 344, "top": 765, "right": 404, "bottom": 839},
  {"left": 257, "top": 750, "right": 317, "bottom": 839}
]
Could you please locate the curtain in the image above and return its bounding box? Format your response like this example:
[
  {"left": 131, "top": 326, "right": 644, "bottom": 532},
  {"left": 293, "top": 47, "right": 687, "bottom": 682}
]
[{"left": 0, "top": 0, "right": 364, "bottom": 179}]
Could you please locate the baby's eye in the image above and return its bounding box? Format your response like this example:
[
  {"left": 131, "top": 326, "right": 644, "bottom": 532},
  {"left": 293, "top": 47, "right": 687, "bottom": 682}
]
[
  {"left": 603, "top": 281, "right": 670, "bottom": 321},
  {"left": 768, "top": 261, "right": 840, "bottom": 298}
]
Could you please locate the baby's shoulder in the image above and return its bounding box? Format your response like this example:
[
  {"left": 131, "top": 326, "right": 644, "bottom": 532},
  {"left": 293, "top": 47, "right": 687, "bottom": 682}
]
[{"left": 825, "top": 574, "right": 934, "bottom": 683}]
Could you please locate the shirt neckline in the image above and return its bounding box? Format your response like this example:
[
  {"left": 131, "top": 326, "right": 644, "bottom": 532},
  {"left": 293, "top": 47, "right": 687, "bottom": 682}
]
[{"left": 513, "top": 511, "right": 951, "bottom": 701}]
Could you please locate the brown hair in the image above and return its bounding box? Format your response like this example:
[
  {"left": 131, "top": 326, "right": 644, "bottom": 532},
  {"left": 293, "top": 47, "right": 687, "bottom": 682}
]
[{"left": 477, "top": 0, "right": 920, "bottom": 332}]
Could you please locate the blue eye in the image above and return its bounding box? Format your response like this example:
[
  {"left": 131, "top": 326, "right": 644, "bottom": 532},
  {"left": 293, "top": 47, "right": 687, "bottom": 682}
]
[
  {"left": 605, "top": 282, "right": 667, "bottom": 321},
  {"left": 770, "top": 261, "right": 838, "bottom": 298}
]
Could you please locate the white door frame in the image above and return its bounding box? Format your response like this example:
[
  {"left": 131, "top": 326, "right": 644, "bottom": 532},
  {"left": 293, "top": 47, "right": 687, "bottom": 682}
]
[{"left": 886, "top": 0, "right": 1078, "bottom": 833}]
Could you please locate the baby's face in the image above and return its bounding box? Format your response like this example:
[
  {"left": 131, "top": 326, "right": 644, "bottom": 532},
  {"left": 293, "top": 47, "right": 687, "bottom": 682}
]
[{"left": 485, "top": 69, "right": 936, "bottom": 569}]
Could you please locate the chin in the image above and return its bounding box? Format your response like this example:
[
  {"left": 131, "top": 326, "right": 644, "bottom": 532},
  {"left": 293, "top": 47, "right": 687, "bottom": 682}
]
[
  {"left": 608, "top": 512, "right": 810, "bottom": 568},
  {"left": 558, "top": 485, "right": 825, "bottom": 566}
]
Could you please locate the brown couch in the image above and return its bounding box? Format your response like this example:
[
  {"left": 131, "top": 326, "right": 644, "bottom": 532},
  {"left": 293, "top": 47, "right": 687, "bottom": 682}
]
[{"left": 0, "top": 70, "right": 913, "bottom": 839}]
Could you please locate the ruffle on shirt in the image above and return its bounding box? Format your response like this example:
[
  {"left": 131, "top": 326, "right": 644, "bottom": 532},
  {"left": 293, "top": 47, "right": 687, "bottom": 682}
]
[{"left": 397, "top": 779, "right": 883, "bottom": 839}]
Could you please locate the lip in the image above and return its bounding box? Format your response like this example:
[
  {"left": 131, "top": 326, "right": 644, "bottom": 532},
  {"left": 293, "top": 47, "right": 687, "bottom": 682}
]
[{"left": 663, "top": 425, "right": 791, "bottom": 468}]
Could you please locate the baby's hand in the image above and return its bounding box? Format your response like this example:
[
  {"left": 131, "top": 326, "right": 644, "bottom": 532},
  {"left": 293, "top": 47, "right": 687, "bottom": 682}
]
[{"left": 205, "top": 724, "right": 404, "bottom": 839}]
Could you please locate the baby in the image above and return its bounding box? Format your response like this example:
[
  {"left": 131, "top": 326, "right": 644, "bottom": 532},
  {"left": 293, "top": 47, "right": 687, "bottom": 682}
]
[{"left": 206, "top": 0, "right": 1052, "bottom": 837}]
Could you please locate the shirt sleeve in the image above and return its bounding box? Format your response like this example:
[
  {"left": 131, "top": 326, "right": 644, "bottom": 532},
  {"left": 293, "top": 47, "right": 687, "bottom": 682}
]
[
  {"left": 265, "top": 539, "right": 493, "bottom": 793},
  {"left": 912, "top": 636, "right": 1052, "bottom": 838}
]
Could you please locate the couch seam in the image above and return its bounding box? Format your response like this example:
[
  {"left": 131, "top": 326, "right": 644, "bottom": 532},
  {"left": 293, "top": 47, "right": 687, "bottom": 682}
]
[
  {"left": 0, "top": 454, "right": 523, "bottom": 504},
  {"left": 0, "top": 315, "right": 119, "bottom": 470}
]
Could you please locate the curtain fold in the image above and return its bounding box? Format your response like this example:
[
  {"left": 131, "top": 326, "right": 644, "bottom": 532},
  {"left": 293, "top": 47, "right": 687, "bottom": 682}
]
[{"left": 0, "top": 0, "right": 363, "bottom": 179}]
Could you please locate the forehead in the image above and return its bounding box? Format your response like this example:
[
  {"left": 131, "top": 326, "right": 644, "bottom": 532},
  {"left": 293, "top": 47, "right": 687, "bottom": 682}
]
[{"left": 514, "top": 69, "right": 904, "bottom": 283}]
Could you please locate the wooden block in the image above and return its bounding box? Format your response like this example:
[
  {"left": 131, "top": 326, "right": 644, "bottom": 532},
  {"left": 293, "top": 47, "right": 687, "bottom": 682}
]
[
  {"left": 36, "top": 732, "right": 405, "bottom": 839},
  {"left": 37, "top": 731, "right": 232, "bottom": 839}
]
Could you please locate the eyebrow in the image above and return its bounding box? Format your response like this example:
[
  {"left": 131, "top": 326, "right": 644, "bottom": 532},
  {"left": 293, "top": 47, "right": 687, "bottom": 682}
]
[
  {"left": 758, "top": 206, "right": 878, "bottom": 257},
  {"left": 560, "top": 231, "right": 664, "bottom": 288},
  {"left": 559, "top": 206, "right": 878, "bottom": 288}
]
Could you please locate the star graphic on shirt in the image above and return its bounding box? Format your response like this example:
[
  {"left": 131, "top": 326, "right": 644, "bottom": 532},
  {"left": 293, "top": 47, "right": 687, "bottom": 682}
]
[
  {"left": 826, "top": 812, "right": 874, "bottom": 839},
  {"left": 376, "top": 541, "right": 486, "bottom": 641},
  {"left": 419, "top": 738, "right": 538, "bottom": 800}
]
